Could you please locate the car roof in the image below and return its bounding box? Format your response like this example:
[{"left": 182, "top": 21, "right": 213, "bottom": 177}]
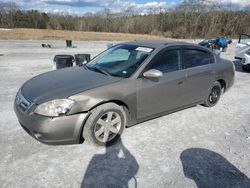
[{"left": 122, "top": 40, "right": 200, "bottom": 49}]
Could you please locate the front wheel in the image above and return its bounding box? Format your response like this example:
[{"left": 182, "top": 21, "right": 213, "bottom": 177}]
[
  {"left": 203, "top": 82, "right": 221, "bottom": 107},
  {"left": 82, "top": 103, "right": 126, "bottom": 146}
]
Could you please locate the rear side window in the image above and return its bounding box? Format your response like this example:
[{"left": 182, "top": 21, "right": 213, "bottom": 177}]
[
  {"left": 183, "top": 49, "right": 212, "bottom": 69},
  {"left": 147, "top": 49, "right": 181, "bottom": 73}
]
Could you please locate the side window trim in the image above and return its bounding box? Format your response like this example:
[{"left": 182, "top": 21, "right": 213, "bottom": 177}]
[
  {"left": 143, "top": 47, "right": 183, "bottom": 74},
  {"left": 181, "top": 47, "right": 213, "bottom": 69}
]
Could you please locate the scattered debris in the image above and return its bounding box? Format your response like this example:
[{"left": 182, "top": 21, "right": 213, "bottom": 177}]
[
  {"left": 66, "top": 40, "right": 77, "bottom": 48},
  {"left": 225, "top": 132, "right": 230, "bottom": 136},
  {"left": 66, "top": 40, "right": 72, "bottom": 47},
  {"left": 41, "top": 43, "right": 51, "bottom": 48}
]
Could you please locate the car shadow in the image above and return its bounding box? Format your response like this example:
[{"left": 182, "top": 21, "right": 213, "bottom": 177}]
[
  {"left": 180, "top": 148, "right": 250, "bottom": 188},
  {"left": 233, "top": 60, "right": 250, "bottom": 73},
  {"left": 81, "top": 137, "right": 139, "bottom": 188}
]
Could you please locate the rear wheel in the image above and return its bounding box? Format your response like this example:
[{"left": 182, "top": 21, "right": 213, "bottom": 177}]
[
  {"left": 242, "top": 65, "right": 249, "bottom": 72},
  {"left": 203, "top": 81, "right": 221, "bottom": 107},
  {"left": 82, "top": 103, "right": 126, "bottom": 146}
]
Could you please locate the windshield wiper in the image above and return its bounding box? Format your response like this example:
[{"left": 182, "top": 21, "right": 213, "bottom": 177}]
[
  {"left": 90, "top": 66, "right": 110, "bottom": 76},
  {"left": 82, "top": 64, "right": 89, "bottom": 70}
]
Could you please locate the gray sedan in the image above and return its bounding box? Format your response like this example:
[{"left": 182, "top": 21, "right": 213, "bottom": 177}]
[{"left": 14, "top": 41, "right": 235, "bottom": 146}]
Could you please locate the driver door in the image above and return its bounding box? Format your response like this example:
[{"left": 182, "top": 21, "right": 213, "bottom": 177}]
[{"left": 136, "top": 48, "right": 188, "bottom": 120}]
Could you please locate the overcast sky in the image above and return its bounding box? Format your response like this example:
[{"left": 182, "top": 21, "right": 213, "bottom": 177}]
[{"left": 1, "top": 0, "right": 250, "bottom": 15}]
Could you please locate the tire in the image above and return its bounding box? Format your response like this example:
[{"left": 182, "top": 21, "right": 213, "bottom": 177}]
[
  {"left": 222, "top": 47, "right": 227, "bottom": 52},
  {"left": 203, "top": 81, "right": 222, "bottom": 107},
  {"left": 242, "top": 65, "right": 249, "bottom": 72},
  {"left": 82, "top": 103, "right": 126, "bottom": 146}
]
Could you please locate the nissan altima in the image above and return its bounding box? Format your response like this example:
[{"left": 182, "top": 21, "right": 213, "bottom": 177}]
[{"left": 14, "top": 41, "right": 235, "bottom": 146}]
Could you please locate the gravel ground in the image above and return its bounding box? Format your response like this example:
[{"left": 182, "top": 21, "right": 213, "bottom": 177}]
[{"left": 0, "top": 40, "right": 249, "bottom": 188}]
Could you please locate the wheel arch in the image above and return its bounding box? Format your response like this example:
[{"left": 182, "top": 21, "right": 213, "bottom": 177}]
[
  {"left": 78, "top": 99, "right": 131, "bottom": 144},
  {"left": 217, "top": 79, "right": 226, "bottom": 92},
  {"left": 89, "top": 100, "right": 130, "bottom": 112}
]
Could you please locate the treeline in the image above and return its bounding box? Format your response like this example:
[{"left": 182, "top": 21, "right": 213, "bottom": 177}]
[
  {"left": 0, "top": 1, "right": 250, "bottom": 38},
  {"left": 0, "top": 3, "right": 49, "bottom": 29}
]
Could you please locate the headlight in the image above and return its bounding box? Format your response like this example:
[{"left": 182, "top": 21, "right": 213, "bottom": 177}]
[{"left": 34, "top": 99, "right": 75, "bottom": 117}]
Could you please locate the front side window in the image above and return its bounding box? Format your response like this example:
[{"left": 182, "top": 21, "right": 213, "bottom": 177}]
[
  {"left": 87, "top": 44, "right": 153, "bottom": 78},
  {"left": 183, "top": 49, "right": 212, "bottom": 69},
  {"left": 146, "top": 49, "right": 181, "bottom": 73}
]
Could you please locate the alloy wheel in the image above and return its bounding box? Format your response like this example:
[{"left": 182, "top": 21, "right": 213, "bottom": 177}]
[
  {"left": 94, "top": 111, "right": 122, "bottom": 143},
  {"left": 209, "top": 86, "right": 220, "bottom": 105}
]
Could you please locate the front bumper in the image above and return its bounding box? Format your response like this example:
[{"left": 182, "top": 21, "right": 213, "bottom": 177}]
[
  {"left": 14, "top": 102, "right": 88, "bottom": 145},
  {"left": 243, "top": 53, "right": 250, "bottom": 65},
  {"left": 241, "top": 54, "right": 250, "bottom": 71}
]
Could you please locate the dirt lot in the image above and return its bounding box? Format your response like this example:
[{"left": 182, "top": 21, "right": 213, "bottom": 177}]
[
  {"left": 0, "top": 40, "right": 249, "bottom": 188},
  {"left": 0, "top": 28, "right": 164, "bottom": 41}
]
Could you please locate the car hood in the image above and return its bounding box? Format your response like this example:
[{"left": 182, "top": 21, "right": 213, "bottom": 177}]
[{"left": 21, "top": 67, "right": 122, "bottom": 104}]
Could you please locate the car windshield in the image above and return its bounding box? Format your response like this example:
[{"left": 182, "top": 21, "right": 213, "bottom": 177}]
[{"left": 86, "top": 44, "right": 153, "bottom": 78}]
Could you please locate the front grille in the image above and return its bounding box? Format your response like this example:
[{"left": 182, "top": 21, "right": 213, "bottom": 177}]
[{"left": 16, "top": 90, "right": 33, "bottom": 113}]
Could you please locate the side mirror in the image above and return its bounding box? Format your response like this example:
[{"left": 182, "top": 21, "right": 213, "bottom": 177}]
[{"left": 143, "top": 69, "right": 163, "bottom": 79}]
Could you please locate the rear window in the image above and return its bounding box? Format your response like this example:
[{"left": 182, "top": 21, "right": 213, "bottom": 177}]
[{"left": 183, "top": 49, "right": 212, "bottom": 69}]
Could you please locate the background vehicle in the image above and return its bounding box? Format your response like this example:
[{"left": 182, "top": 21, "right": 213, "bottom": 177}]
[
  {"left": 242, "top": 49, "right": 250, "bottom": 71},
  {"left": 199, "top": 37, "right": 232, "bottom": 53},
  {"left": 235, "top": 34, "right": 250, "bottom": 71},
  {"left": 235, "top": 34, "right": 250, "bottom": 60},
  {"left": 198, "top": 38, "right": 216, "bottom": 49},
  {"left": 14, "top": 41, "right": 235, "bottom": 146}
]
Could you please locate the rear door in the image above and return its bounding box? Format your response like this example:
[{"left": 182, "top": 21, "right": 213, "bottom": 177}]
[
  {"left": 236, "top": 34, "right": 250, "bottom": 59},
  {"left": 182, "top": 47, "right": 215, "bottom": 104}
]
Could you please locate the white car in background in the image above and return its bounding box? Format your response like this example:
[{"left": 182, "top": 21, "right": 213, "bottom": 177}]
[
  {"left": 235, "top": 34, "right": 250, "bottom": 71},
  {"left": 242, "top": 50, "right": 250, "bottom": 71}
]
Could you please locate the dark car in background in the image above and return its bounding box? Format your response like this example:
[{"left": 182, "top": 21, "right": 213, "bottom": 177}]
[
  {"left": 14, "top": 41, "right": 235, "bottom": 146},
  {"left": 199, "top": 37, "right": 232, "bottom": 52}
]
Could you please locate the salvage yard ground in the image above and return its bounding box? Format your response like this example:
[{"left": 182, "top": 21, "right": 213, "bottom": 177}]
[
  {"left": 0, "top": 28, "right": 165, "bottom": 41},
  {"left": 0, "top": 40, "right": 249, "bottom": 188}
]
